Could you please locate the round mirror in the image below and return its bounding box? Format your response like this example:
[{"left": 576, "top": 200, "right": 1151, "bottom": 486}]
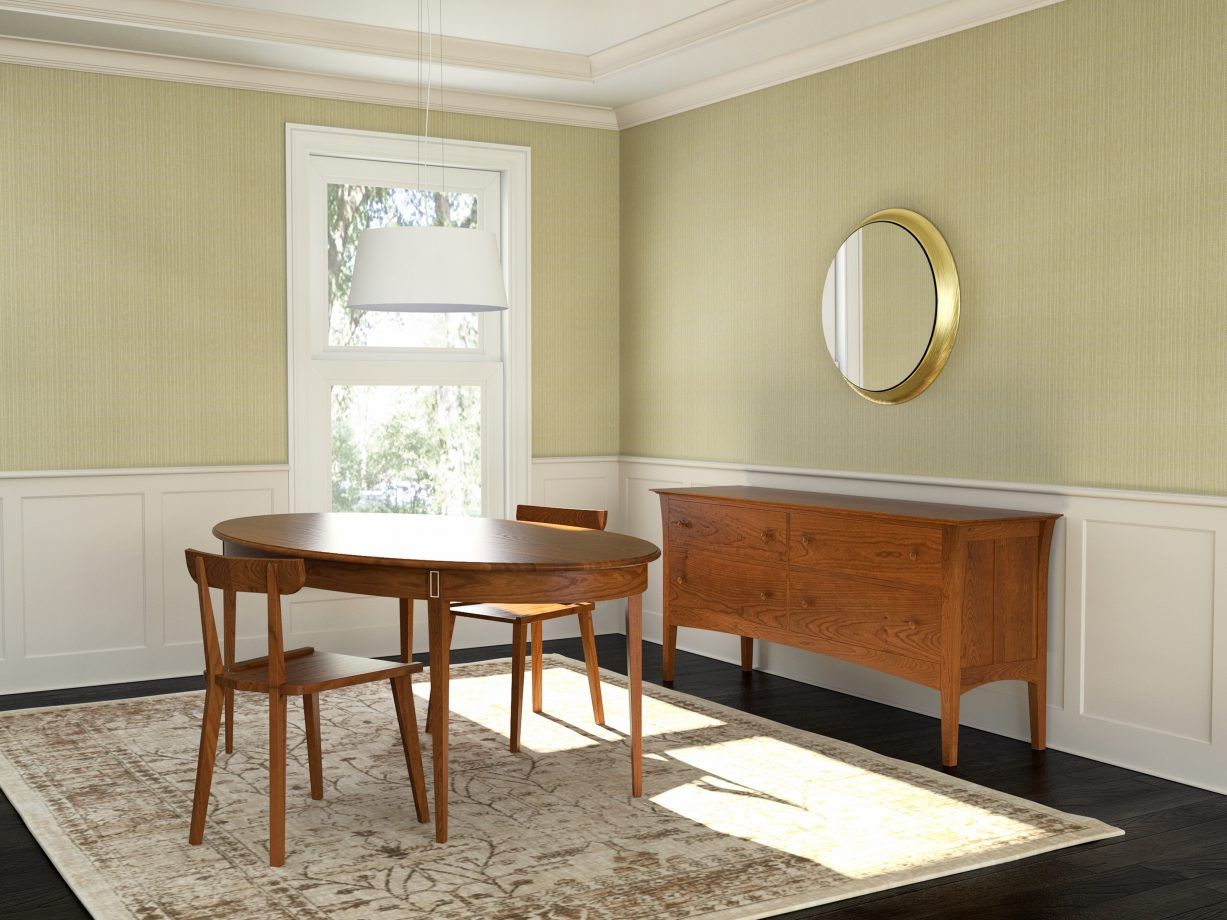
[{"left": 821, "top": 209, "right": 959, "bottom": 404}]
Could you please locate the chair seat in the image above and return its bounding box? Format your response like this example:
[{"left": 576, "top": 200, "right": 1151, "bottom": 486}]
[
  {"left": 224, "top": 652, "right": 421, "bottom": 696},
  {"left": 450, "top": 601, "right": 588, "bottom": 624}
]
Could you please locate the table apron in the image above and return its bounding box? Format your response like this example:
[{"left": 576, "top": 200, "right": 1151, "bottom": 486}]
[{"left": 440, "top": 566, "right": 648, "bottom": 604}]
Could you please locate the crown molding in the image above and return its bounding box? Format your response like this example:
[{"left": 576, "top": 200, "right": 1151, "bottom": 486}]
[
  {"left": 0, "top": 35, "right": 619, "bottom": 129},
  {"left": 0, "top": 0, "right": 1070, "bottom": 132},
  {"left": 0, "top": 0, "right": 593, "bottom": 80},
  {"left": 615, "top": 0, "right": 1067, "bottom": 128},
  {"left": 590, "top": 0, "right": 812, "bottom": 79}
]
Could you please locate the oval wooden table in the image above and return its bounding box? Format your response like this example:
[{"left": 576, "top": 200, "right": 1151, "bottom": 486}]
[{"left": 213, "top": 512, "right": 661, "bottom": 843}]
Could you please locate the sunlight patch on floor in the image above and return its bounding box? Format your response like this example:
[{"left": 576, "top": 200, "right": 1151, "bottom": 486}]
[{"left": 653, "top": 735, "right": 1047, "bottom": 877}]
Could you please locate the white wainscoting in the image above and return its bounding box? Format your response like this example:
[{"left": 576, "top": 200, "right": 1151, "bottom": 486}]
[
  {"left": 530, "top": 456, "right": 624, "bottom": 635},
  {"left": 0, "top": 459, "right": 626, "bottom": 695},
  {"left": 616, "top": 456, "right": 1227, "bottom": 794},
  {"left": 5, "top": 455, "right": 1224, "bottom": 794},
  {"left": 0, "top": 466, "right": 290, "bottom": 694}
]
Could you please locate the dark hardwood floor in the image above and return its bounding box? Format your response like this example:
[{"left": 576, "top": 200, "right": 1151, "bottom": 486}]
[{"left": 3, "top": 636, "right": 1226, "bottom": 919}]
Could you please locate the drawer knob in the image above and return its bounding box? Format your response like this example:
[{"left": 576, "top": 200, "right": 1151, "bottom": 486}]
[
  {"left": 800, "top": 599, "right": 809, "bottom": 609},
  {"left": 908, "top": 549, "right": 918, "bottom": 560},
  {"left": 800, "top": 535, "right": 810, "bottom": 547},
  {"left": 760, "top": 529, "right": 773, "bottom": 543},
  {"left": 760, "top": 591, "right": 770, "bottom": 600},
  {"left": 675, "top": 519, "right": 692, "bottom": 529},
  {"left": 676, "top": 575, "right": 685, "bottom": 585}
]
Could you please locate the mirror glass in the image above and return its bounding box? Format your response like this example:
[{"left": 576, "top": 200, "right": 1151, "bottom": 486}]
[{"left": 821, "top": 221, "right": 937, "bottom": 392}]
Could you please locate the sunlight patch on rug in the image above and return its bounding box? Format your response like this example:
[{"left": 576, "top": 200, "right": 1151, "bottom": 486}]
[{"left": 655, "top": 735, "right": 1046, "bottom": 877}]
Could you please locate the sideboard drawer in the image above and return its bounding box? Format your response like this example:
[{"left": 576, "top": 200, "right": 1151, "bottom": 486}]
[
  {"left": 668, "top": 551, "right": 788, "bottom": 630},
  {"left": 788, "top": 571, "right": 941, "bottom": 661},
  {"left": 665, "top": 498, "right": 788, "bottom": 563},
  {"left": 789, "top": 511, "right": 942, "bottom": 589}
]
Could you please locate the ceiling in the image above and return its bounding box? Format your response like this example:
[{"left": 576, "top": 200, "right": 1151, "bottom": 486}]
[{"left": 0, "top": 0, "right": 1065, "bottom": 128}]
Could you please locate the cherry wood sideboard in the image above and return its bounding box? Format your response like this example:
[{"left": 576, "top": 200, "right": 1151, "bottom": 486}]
[{"left": 655, "top": 486, "right": 1060, "bottom": 767}]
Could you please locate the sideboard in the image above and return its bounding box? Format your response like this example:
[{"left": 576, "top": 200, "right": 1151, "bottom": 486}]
[{"left": 654, "top": 485, "right": 1060, "bottom": 767}]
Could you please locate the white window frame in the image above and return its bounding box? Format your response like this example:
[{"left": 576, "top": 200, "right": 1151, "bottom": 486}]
[{"left": 285, "top": 123, "right": 531, "bottom": 517}]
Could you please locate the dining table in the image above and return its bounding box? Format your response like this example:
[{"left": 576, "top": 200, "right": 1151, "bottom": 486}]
[{"left": 212, "top": 512, "right": 661, "bottom": 843}]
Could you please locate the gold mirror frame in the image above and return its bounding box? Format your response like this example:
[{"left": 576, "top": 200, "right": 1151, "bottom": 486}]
[{"left": 829, "top": 208, "right": 960, "bottom": 405}]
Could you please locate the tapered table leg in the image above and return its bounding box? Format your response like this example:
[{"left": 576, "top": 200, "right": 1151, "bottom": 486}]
[
  {"left": 428, "top": 594, "right": 449, "bottom": 843},
  {"left": 399, "top": 598, "right": 412, "bottom": 664},
  {"left": 627, "top": 593, "right": 643, "bottom": 797}
]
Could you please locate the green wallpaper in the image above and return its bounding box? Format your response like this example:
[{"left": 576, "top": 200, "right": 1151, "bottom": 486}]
[
  {"left": 0, "top": 66, "right": 619, "bottom": 469},
  {"left": 621, "top": 0, "right": 1227, "bottom": 495}
]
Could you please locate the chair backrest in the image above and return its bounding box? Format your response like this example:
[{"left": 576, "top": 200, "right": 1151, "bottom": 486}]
[
  {"left": 516, "top": 504, "right": 608, "bottom": 531},
  {"left": 185, "top": 550, "right": 307, "bottom": 686}
]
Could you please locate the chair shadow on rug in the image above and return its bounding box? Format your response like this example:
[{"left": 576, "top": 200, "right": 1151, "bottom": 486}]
[{"left": 185, "top": 549, "right": 430, "bottom": 867}]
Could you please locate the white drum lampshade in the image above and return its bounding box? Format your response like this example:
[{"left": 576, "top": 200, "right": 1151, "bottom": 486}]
[{"left": 346, "top": 226, "right": 509, "bottom": 312}]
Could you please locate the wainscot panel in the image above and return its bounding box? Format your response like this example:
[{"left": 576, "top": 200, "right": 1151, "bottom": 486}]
[{"left": 0, "top": 459, "right": 627, "bottom": 693}]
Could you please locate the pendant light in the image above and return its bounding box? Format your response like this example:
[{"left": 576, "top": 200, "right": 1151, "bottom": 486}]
[{"left": 346, "top": 0, "right": 508, "bottom": 314}]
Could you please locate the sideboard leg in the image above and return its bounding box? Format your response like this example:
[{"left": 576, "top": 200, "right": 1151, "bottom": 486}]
[
  {"left": 940, "top": 684, "right": 960, "bottom": 768},
  {"left": 939, "top": 524, "right": 966, "bottom": 770},
  {"left": 740, "top": 637, "right": 753, "bottom": 673},
  {"left": 662, "top": 619, "right": 678, "bottom": 685},
  {"left": 1028, "top": 680, "right": 1047, "bottom": 751}
]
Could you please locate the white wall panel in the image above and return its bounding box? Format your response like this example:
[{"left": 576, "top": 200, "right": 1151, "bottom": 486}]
[
  {"left": 532, "top": 458, "right": 624, "bottom": 635},
  {"left": 161, "top": 489, "right": 276, "bottom": 648},
  {"left": 0, "top": 468, "right": 289, "bottom": 692},
  {"left": 0, "top": 498, "right": 4, "bottom": 661},
  {"left": 22, "top": 493, "right": 146, "bottom": 658},
  {"left": 1082, "top": 521, "right": 1214, "bottom": 743}
]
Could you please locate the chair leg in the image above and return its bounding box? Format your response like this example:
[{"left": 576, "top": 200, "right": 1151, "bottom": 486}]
[
  {"left": 390, "top": 675, "right": 430, "bottom": 823},
  {"left": 269, "top": 689, "right": 288, "bottom": 867},
  {"left": 510, "top": 619, "right": 527, "bottom": 752},
  {"left": 531, "top": 620, "right": 544, "bottom": 714},
  {"left": 425, "top": 613, "right": 455, "bottom": 733},
  {"left": 578, "top": 607, "right": 605, "bottom": 726},
  {"left": 188, "top": 680, "right": 224, "bottom": 845},
  {"left": 223, "top": 590, "right": 236, "bottom": 754},
  {"left": 303, "top": 694, "right": 324, "bottom": 801}
]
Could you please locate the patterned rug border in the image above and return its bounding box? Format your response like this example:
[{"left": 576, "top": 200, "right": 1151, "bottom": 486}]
[{"left": 0, "top": 654, "right": 1124, "bottom": 920}]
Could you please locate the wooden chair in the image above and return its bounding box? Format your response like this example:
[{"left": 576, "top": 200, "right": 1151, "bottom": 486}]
[
  {"left": 420, "top": 505, "right": 608, "bottom": 752},
  {"left": 185, "top": 549, "right": 429, "bottom": 867}
]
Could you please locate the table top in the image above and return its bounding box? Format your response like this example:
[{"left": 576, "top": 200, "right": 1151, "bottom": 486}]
[
  {"left": 214, "top": 513, "right": 661, "bottom": 572},
  {"left": 655, "top": 485, "right": 1061, "bottom": 525}
]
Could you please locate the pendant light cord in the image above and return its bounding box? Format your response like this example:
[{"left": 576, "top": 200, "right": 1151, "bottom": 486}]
[
  {"left": 439, "top": 0, "right": 446, "bottom": 208},
  {"left": 414, "top": 0, "right": 446, "bottom": 221},
  {"left": 416, "top": 0, "right": 422, "bottom": 191}
]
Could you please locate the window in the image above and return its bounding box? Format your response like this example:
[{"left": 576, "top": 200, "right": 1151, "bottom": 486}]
[{"left": 287, "top": 125, "right": 530, "bottom": 517}]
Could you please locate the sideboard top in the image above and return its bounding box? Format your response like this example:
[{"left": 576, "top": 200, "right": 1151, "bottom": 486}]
[{"left": 653, "top": 485, "right": 1061, "bottom": 525}]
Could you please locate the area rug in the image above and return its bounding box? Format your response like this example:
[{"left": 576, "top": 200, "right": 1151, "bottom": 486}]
[{"left": 0, "top": 654, "right": 1120, "bottom": 919}]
